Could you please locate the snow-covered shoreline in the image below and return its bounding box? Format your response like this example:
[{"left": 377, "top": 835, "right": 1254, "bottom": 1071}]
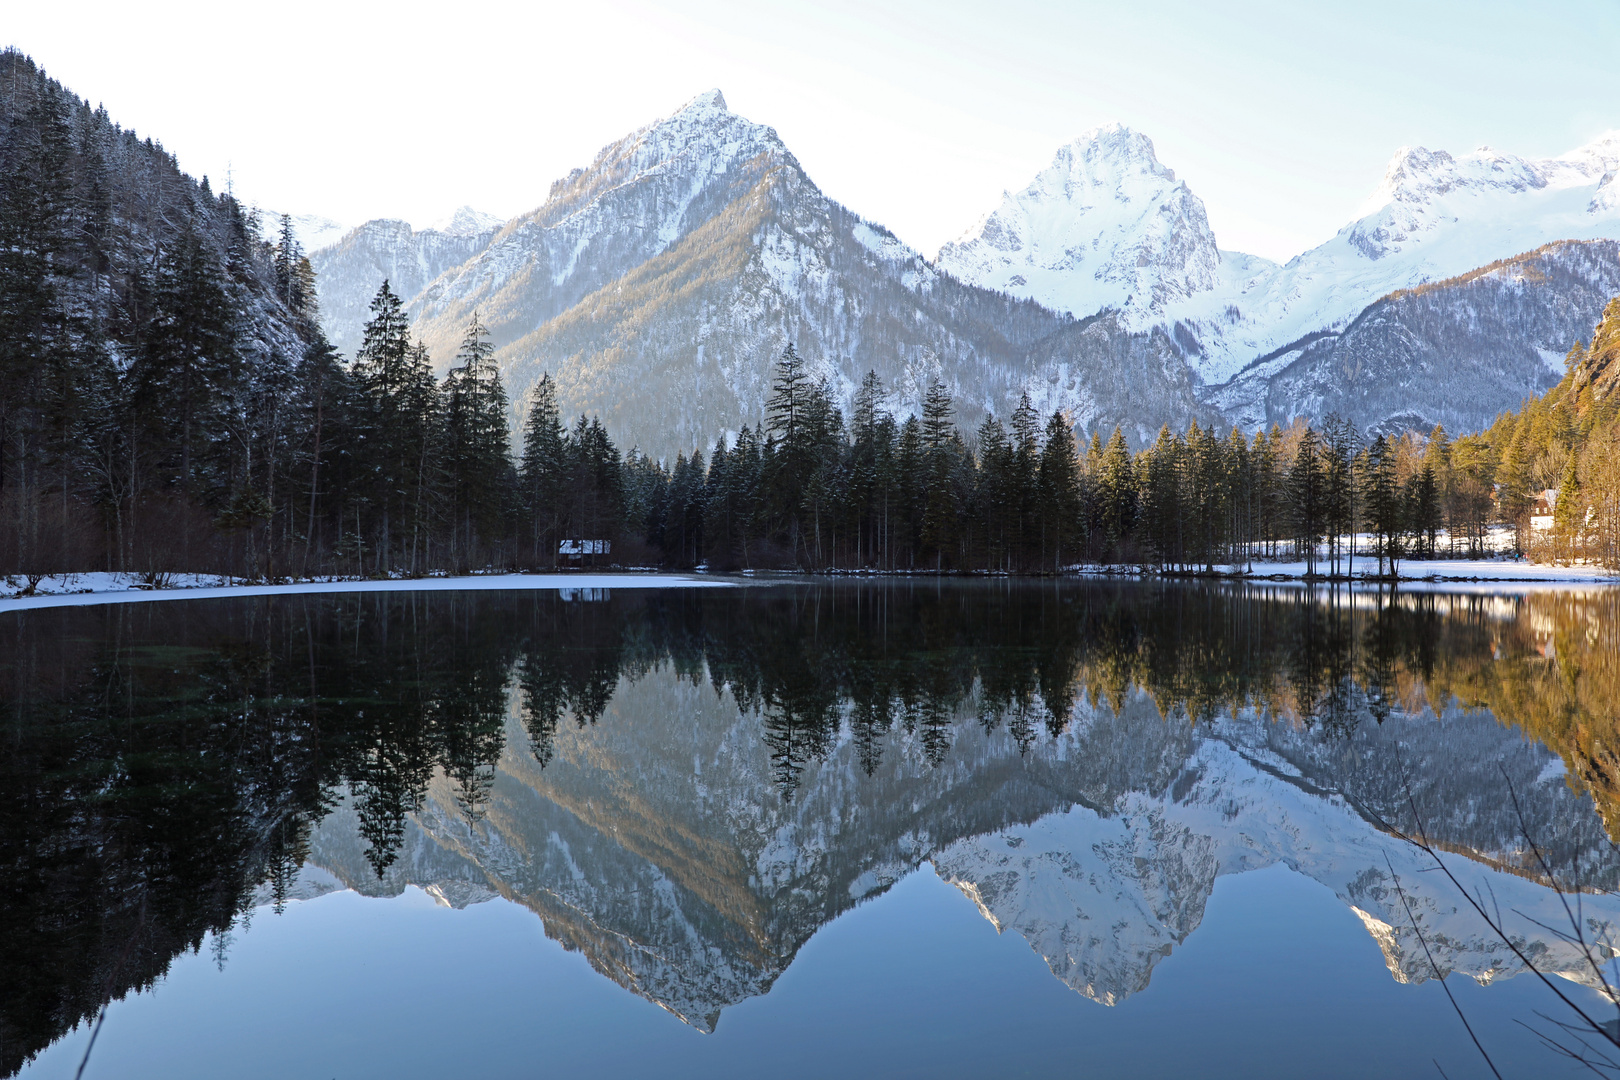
[
  {"left": 1, "top": 556, "right": 1613, "bottom": 615},
  {"left": 1149, "top": 557, "right": 1616, "bottom": 585},
  {"left": 0, "top": 571, "right": 735, "bottom": 614}
]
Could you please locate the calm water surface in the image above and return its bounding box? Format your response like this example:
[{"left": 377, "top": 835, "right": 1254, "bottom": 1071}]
[{"left": 5, "top": 581, "right": 1620, "bottom": 1079}]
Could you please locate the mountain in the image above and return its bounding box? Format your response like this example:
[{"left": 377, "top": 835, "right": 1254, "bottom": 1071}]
[
  {"left": 303, "top": 660, "right": 1620, "bottom": 1027},
  {"left": 306, "top": 94, "right": 1620, "bottom": 447},
  {"left": 936, "top": 123, "right": 1230, "bottom": 323},
  {"left": 261, "top": 211, "right": 350, "bottom": 255},
  {"left": 1181, "top": 133, "right": 1620, "bottom": 386},
  {"left": 947, "top": 129, "right": 1620, "bottom": 384},
  {"left": 1204, "top": 239, "right": 1620, "bottom": 434},
  {"left": 308, "top": 208, "right": 503, "bottom": 357},
  {"left": 376, "top": 92, "right": 1209, "bottom": 455}
]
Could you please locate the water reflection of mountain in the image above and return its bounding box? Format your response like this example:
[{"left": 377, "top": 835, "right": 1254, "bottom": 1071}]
[
  {"left": 3, "top": 583, "right": 1620, "bottom": 1070},
  {"left": 305, "top": 661, "right": 1620, "bottom": 1025}
]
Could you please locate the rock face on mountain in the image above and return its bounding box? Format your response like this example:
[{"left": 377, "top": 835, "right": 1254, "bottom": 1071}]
[
  {"left": 363, "top": 92, "right": 1205, "bottom": 456},
  {"left": 1204, "top": 239, "right": 1620, "bottom": 433},
  {"left": 305, "top": 91, "right": 1620, "bottom": 446},
  {"left": 937, "top": 124, "right": 1226, "bottom": 323},
  {"left": 304, "top": 664, "right": 1620, "bottom": 1028},
  {"left": 948, "top": 130, "right": 1620, "bottom": 384},
  {"left": 309, "top": 208, "right": 502, "bottom": 357}
]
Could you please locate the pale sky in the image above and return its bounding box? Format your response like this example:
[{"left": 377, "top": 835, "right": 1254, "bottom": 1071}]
[{"left": 8, "top": 0, "right": 1618, "bottom": 261}]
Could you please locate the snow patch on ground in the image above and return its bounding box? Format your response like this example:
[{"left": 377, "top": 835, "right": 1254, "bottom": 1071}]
[{"left": 0, "top": 572, "right": 735, "bottom": 614}]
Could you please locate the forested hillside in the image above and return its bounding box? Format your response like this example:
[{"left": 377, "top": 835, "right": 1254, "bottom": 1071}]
[{"left": 0, "top": 50, "right": 317, "bottom": 577}]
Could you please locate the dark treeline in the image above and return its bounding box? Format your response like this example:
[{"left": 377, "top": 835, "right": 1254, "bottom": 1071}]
[
  {"left": 5, "top": 582, "right": 1620, "bottom": 1073},
  {"left": 615, "top": 347, "right": 1470, "bottom": 576}
]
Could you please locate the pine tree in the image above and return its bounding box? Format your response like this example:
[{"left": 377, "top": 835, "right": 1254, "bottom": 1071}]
[
  {"left": 1289, "top": 428, "right": 1326, "bottom": 576},
  {"left": 763, "top": 344, "right": 814, "bottom": 556},
  {"left": 1553, "top": 452, "right": 1583, "bottom": 559},
  {"left": 519, "top": 374, "right": 567, "bottom": 565},
  {"left": 1141, "top": 425, "right": 1183, "bottom": 568},
  {"left": 1358, "top": 435, "right": 1403, "bottom": 577},
  {"left": 1320, "top": 416, "right": 1358, "bottom": 576},
  {"left": 919, "top": 380, "right": 959, "bottom": 569},
  {"left": 351, "top": 281, "right": 440, "bottom": 572},
  {"left": 976, "top": 415, "right": 1012, "bottom": 570},
  {"left": 440, "top": 313, "right": 511, "bottom": 567},
  {"left": 131, "top": 223, "right": 242, "bottom": 502},
  {"left": 1098, "top": 428, "right": 1136, "bottom": 562},
  {"left": 1037, "top": 411, "right": 1080, "bottom": 571}
]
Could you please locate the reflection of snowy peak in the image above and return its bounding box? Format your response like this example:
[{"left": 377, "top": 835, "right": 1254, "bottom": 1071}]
[
  {"left": 303, "top": 665, "right": 1620, "bottom": 1026},
  {"left": 936, "top": 704, "right": 1620, "bottom": 1004},
  {"left": 938, "top": 124, "right": 1223, "bottom": 322}
]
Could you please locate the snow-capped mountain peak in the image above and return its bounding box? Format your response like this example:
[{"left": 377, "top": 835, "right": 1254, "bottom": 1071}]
[
  {"left": 681, "top": 87, "right": 727, "bottom": 113},
  {"left": 430, "top": 205, "right": 505, "bottom": 237},
  {"left": 258, "top": 212, "right": 352, "bottom": 255},
  {"left": 539, "top": 87, "right": 784, "bottom": 225},
  {"left": 937, "top": 122, "right": 1221, "bottom": 322}
]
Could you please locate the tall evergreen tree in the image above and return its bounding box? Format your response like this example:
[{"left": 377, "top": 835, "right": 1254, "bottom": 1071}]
[
  {"left": 1289, "top": 428, "right": 1326, "bottom": 576},
  {"left": 1037, "top": 411, "right": 1081, "bottom": 571},
  {"left": 519, "top": 374, "right": 568, "bottom": 566},
  {"left": 1358, "top": 434, "right": 1404, "bottom": 578},
  {"left": 351, "top": 281, "right": 440, "bottom": 572},
  {"left": 440, "top": 313, "right": 511, "bottom": 567}
]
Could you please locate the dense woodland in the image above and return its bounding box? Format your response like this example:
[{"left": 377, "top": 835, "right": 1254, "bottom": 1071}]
[{"left": 4, "top": 47, "right": 1619, "bottom": 583}]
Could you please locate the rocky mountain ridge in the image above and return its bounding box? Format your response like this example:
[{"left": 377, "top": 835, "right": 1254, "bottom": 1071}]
[
  {"left": 302, "top": 94, "right": 1620, "bottom": 449},
  {"left": 937, "top": 123, "right": 1226, "bottom": 322},
  {"left": 1204, "top": 239, "right": 1620, "bottom": 434},
  {"left": 943, "top": 126, "right": 1620, "bottom": 388}
]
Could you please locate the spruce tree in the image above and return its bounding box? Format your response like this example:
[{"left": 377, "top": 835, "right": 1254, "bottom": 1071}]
[
  {"left": 1358, "top": 435, "right": 1403, "bottom": 577},
  {"left": 1289, "top": 428, "right": 1326, "bottom": 576},
  {"left": 1037, "top": 411, "right": 1080, "bottom": 572},
  {"left": 440, "top": 313, "right": 511, "bottom": 567},
  {"left": 351, "top": 281, "right": 439, "bottom": 572},
  {"left": 519, "top": 374, "right": 567, "bottom": 565},
  {"left": 919, "top": 380, "right": 959, "bottom": 569},
  {"left": 1098, "top": 428, "right": 1136, "bottom": 562},
  {"left": 131, "top": 224, "right": 242, "bottom": 502}
]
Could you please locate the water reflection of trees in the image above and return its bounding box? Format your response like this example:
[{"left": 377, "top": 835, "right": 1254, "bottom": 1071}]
[{"left": 2, "top": 582, "right": 1619, "bottom": 1074}]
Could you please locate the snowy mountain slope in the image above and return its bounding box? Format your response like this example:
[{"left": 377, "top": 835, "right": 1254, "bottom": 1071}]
[
  {"left": 945, "top": 127, "right": 1620, "bottom": 394},
  {"left": 937, "top": 124, "right": 1227, "bottom": 323},
  {"left": 402, "top": 90, "right": 797, "bottom": 363},
  {"left": 1184, "top": 133, "right": 1620, "bottom": 385},
  {"left": 380, "top": 92, "right": 1206, "bottom": 456},
  {"left": 256, "top": 211, "right": 351, "bottom": 256},
  {"left": 488, "top": 144, "right": 1209, "bottom": 455},
  {"left": 427, "top": 205, "right": 504, "bottom": 236},
  {"left": 307, "top": 93, "right": 1620, "bottom": 444},
  {"left": 305, "top": 663, "right": 1619, "bottom": 1026},
  {"left": 308, "top": 211, "right": 503, "bottom": 357},
  {"left": 1204, "top": 239, "right": 1620, "bottom": 434}
]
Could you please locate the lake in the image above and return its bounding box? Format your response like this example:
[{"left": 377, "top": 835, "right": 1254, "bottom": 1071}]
[{"left": 5, "top": 580, "right": 1620, "bottom": 1079}]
